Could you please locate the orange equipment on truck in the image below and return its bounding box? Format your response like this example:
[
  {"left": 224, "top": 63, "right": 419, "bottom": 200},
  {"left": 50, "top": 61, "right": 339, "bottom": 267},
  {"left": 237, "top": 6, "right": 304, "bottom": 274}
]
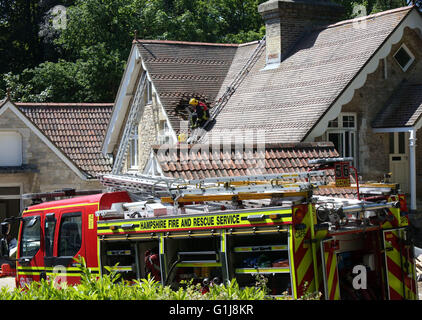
[{"left": 0, "top": 159, "right": 418, "bottom": 300}]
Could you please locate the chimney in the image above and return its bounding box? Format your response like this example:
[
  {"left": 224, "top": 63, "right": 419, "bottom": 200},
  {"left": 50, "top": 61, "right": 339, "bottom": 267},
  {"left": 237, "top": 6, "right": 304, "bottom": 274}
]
[{"left": 258, "top": 0, "right": 344, "bottom": 68}]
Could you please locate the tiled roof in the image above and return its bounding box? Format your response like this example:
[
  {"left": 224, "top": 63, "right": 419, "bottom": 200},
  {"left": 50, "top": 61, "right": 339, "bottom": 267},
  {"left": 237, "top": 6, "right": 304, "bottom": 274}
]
[
  {"left": 373, "top": 82, "right": 422, "bottom": 128},
  {"left": 135, "top": 40, "right": 240, "bottom": 131},
  {"left": 203, "top": 6, "right": 412, "bottom": 143},
  {"left": 16, "top": 102, "right": 113, "bottom": 177},
  {"left": 152, "top": 142, "right": 357, "bottom": 198}
]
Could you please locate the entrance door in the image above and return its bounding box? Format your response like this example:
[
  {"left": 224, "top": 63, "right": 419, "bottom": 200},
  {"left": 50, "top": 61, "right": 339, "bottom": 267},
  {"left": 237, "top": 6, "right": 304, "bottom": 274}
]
[
  {"left": 382, "top": 228, "right": 417, "bottom": 300},
  {"left": 389, "top": 132, "right": 409, "bottom": 193},
  {"left": 320, "top": 238, "right": 340, "bottom": 300}
]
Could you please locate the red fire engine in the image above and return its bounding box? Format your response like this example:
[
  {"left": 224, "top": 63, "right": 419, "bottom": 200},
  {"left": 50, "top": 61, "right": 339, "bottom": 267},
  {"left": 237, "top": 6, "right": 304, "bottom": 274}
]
[{"left": 0, "top": 160, "right": 418, "bottom": 300}]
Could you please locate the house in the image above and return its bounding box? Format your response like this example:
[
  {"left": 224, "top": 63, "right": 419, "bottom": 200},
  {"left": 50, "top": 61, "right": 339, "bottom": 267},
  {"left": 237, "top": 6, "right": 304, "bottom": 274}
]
[
  {"left": 102, "top": 1, "right": 422, "bottom": 214},
  {"left": 0, "top": 98, "right": 112, "bottom": 232}
]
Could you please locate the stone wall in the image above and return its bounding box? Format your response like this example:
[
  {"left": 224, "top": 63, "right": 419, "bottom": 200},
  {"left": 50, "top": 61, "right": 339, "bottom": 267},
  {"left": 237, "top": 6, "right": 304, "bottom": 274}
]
[{"left": 122, "top": 89, "right": 170, "bottom": 174}]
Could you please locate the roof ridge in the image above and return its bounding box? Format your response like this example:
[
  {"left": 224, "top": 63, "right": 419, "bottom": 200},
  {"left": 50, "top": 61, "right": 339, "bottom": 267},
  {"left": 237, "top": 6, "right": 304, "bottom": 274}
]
[
  {"left": 134, "top": 39, "right": 240, "bottom": 47},
  {"left": 15, "top": 102, "right": 114, "bottom": 107},
  {"left": 152, "top": 141, "right": 335, "bottom": 150},
  {"left": 324, "top": 5, "right": 413, "bottom": 30}
]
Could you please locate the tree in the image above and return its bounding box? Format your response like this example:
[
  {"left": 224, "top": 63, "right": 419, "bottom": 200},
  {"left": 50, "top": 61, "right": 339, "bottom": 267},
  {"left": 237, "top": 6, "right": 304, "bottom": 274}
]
[
  {"left": 1, "top": 0, "right": 268, "bottom": 102},
  {"left": 332, "top": 0, "right": 415, "bottom": 17},
  {"left": 0, "top": 0, "right": 75, "bottom": 75},
  {"left": 1, "top": 0, "right": 416, "bottom": 103}
]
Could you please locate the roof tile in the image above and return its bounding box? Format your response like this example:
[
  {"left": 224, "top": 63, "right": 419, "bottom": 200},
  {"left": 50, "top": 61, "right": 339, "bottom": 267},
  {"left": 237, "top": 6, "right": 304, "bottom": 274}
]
[
  {"left": 151, "top": 142, "right": 358, "bottom": 197},
  {"left": 16, "top": 103, "right": 113, "bottom": 177}
]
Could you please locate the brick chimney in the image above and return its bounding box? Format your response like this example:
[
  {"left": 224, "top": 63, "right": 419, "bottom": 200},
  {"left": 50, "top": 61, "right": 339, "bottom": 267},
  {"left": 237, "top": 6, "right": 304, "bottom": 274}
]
[{"left": 258, "top": 0, "right": 344, "bottom": 68}]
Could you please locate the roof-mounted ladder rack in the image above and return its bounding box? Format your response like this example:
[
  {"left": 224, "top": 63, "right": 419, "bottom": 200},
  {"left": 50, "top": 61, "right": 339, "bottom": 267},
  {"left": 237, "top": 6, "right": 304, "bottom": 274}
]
[{"left": 100, "top": 169, "right": 327, "bottom": 203}]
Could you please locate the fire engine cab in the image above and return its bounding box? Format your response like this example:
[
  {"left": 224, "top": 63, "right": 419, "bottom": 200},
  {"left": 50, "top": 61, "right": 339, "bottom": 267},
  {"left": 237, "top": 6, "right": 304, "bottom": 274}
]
[{"left": 0, "top": 159, "right": 418, "bottom": 300}]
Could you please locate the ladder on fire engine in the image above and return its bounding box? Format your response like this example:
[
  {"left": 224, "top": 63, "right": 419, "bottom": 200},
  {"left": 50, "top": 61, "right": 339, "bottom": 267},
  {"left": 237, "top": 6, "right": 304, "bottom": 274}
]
[
  {"left": 187, "top": 36, "right": 267, "bottom": 144},
  {"left": 112, "top": 72, "right": 148, "bottom": 174},
  {"left": 100, "top": 169, "right": 326, "bottom": 204}
]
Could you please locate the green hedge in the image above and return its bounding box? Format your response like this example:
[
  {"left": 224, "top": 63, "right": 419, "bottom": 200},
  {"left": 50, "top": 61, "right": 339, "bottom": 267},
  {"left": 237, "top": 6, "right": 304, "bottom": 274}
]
[{"left": 0, "top": 257, "right": 320, "bottom": 300}]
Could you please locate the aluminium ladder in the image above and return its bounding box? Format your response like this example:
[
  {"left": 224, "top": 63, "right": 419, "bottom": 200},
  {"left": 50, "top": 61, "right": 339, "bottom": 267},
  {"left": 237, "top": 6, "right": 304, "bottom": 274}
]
[
  {"left": 187, "top": 36, "right": 267, "bottom": 144},
  {"left": 112, "top": 72, "right": 148, "bottom": 174},
  {"left": 100, "top": 170, "right": 327, "bottom": 203}
]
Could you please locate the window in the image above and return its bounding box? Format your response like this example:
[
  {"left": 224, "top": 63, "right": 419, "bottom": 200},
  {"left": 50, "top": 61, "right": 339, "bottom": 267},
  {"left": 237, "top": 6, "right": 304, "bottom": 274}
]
[
  {"left": 20, "top": 216, "right": 40, "bottom": 257},
  {"left": 58, "top": 213, "right": 82, "bottom": 257},
  {"left": 389, "top": 132, "right": 407, "bottom": 155},
  {"left": 328, "top": 118, "right": 338, "bottom": 128},
  {"left": 0, "top": 131, "right": 22, "bottom": 166},
  {"left": 394, "top": 44, "right": 414, "bottom": 72},
  {"left": 146, "top": 80, "right": 153, "bottom": 104},
  {"left": 158, "top": 120, "right": 172, "bottom": 144},
  {"left": 128, "top": 126, "right": 139, "bottom": 169},
  {"left": 44, "top": 214, "right": 56, "bottom": 257},
  {"left": 325, "top": 113, "right": 357, "bottom": 162}
]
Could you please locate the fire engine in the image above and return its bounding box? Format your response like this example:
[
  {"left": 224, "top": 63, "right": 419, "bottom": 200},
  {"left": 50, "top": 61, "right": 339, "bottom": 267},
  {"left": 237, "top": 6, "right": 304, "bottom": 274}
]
[{"left": 0, "top": 158, "right": 418, "bottom": 300}]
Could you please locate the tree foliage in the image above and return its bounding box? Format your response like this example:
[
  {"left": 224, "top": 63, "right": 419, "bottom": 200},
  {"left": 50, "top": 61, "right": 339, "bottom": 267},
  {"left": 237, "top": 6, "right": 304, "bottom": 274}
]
[{"left": 0, "top": 0, "right": 417, "bottom": 103}]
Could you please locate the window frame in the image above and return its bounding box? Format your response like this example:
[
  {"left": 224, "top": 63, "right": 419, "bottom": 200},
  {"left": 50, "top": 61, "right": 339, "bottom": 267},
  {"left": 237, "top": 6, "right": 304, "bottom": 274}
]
[
  {"left": 57, "top": 212, "right": 83, "bottom": 258},
  {"left": 158, "top": 120, "right": 172, "bottom": 145},
  {"left": 0, "top": 131, "right": 22, "bottom": 166},
  {"left": 128, "top": 125, "right": 139, "bottom": 170},
  {"left": 44, "top": 213, "right": 56, "bottom": 258},
  {"left": 19, "top": 216, "right": 41, "bottom": 258},
  {"left": 389, "top": 132, "right": 408, "bottom": 155},
  {"left": 393, "top": 43, "right": 415, "bottom": 72},
  {"left": 146, "top": 80, "right": 153, "bottom": 105},
  {"left": 325, "top": 113, "right": 357, "bottom": 164}
]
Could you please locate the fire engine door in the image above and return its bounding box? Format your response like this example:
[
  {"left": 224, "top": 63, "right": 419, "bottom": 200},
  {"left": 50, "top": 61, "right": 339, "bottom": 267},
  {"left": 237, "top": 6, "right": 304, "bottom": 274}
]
[
  {"left": 44, "top": 209, "right": 85, "bottom": 285},
  {"left": 320, "top": 238, "right": 340, "bottom": 300},
  {"left": 17, "top": 215, "right": 43, "bottom": 286},
  {"left": 382, "top": 228, "right": 417, "bottom": 300}
]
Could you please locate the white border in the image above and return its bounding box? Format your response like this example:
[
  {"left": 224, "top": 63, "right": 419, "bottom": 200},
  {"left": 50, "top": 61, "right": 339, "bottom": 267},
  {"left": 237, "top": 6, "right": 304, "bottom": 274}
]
[{"left": 393, "top": 43, "right": 415, "bottom": 72}]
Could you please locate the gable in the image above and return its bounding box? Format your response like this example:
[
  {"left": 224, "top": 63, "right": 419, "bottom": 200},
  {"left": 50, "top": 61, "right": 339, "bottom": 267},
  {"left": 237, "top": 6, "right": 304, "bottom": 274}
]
[
  {"left": 0, "top": 100, "right": 89, "bottom": 180},
  {"left": 102, "top": 40, "right": 241, "bottom": 156},
  {"left": 17, "top": 102, "right": 113, "bottom": 177},
  {"left": 136, "top": 40, "right": 239, "bottom": 132}
]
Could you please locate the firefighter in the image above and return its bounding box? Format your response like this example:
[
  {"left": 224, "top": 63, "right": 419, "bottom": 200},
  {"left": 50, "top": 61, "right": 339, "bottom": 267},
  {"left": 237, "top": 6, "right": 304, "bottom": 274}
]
[
  {"left": 145, "top": 248, "right": 161, "bottom": 281},
  {"left": 189, "top": 98, "right": 209, "bottom": 129}
]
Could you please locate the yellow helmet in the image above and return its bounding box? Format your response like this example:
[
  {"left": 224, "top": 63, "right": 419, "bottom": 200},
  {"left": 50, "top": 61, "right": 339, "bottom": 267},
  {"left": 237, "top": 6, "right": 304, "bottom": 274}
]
[{"left": 189, "top": 98, "right": 199, "bottom": 106}]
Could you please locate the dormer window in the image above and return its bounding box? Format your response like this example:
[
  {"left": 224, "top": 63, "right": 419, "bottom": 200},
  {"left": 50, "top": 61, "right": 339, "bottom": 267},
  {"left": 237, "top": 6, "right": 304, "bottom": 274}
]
[{"left": 394, "top": 44, "right": 414, "bottom": 72}]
